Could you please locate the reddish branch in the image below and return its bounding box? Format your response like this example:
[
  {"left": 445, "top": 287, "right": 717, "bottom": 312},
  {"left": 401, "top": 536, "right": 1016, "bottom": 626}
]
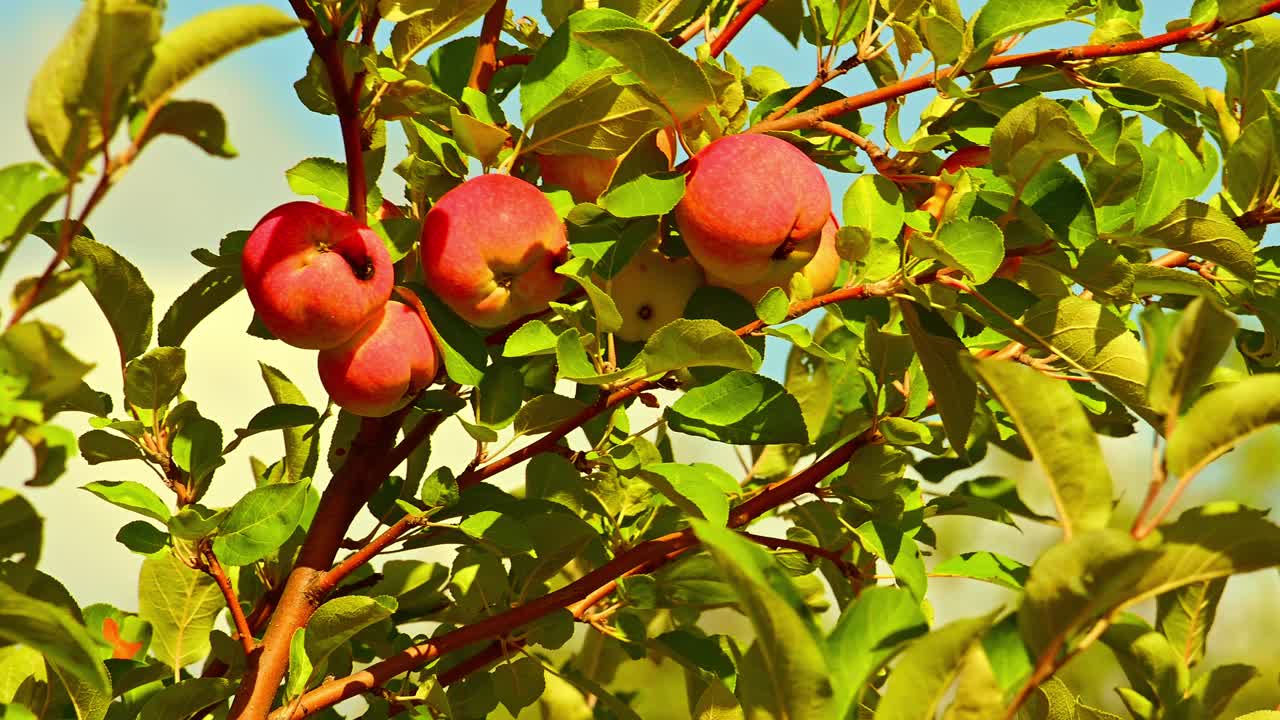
[
  {"left": 270, "top": 428, "right": 878, "bottom": 718},
  {"left": 708, "top": 0, "right": 769, "bottom": 58},
  {"left": 286, "top": 0, "right": 367, "bottom": 220},
  {"left": 495, "top": 53, "right": 533, "bottom": 70},
  {"left": 738, "top": 531, "right": 861, "bottom": 581},
  {"left": 468, "top": 1, "right": 507, "bottom": 92},
  {"left": 750, "top": 1, "right": 1280, "bottom": 136},
  {"left": 200, "top": 545, "right": 256, "bottom": 656}
]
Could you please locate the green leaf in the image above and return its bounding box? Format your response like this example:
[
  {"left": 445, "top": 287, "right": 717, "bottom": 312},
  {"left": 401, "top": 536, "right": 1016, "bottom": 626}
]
[
  {"left": 1019, "top": 507, "right": 1280, "bottom": 656},
  {"left": 900, "top": 301, "right": 975, "bottom": 453},
  {"left": 692, "top": 522, "right": 834, "bottom": 719},
  {"left": 755, "top": 288, "right": 789, "bottom": 324},
  {"left": 639, "top": 463, "right": 731, "bottom": 526},
  {"left": 557, "top": 257, "right": 623, "bottom": 335},
  {"left": 258, "top": 363, "right": 318, "bottom": 484},
  {"left": 305, "top": 595, "right": 396, "bottom": 677},
  {"left": 843, "top": 173, "right": 906, "bottom": 242},
  {"left": 1165, "top": 374, "right": 1280, "bottom": 479},
  {"left": 1113, "top": 200, "right": 1256, "bottom": 282},
  {"left": 926, "top": 217, "right": 1005, "bottom": 284},
  {"left": 124, "top": 347, "right": 186, "bottom": 414},
  {"left": 942, "top": 645, "right": 1005, "bottom": 720},
  {"left": 156, "top": 267, "right": 242, "bottom": 347},
  {"left": 138, "top": 550, "right": 224, "bottom": 671},
  {"left": 970, "top": 0, "right": 1077, "bottom": 60},
  {"left": 449, "top": 107, "right": 509, "bottom": 167},
  {"left": 527, "top": 78, "right": 664, "bottom": 156},
  {"left": 502, "top": 320, "right": 560, "bottom": 357},
  {"left": 826, "top": 586, "right": 929, "bottom": 716},
  {"left": 1178, "top": 663, "right": 1259, "bottom": 719},
  {"left": 459, "top": 511, "right": 533, "bottom": 555},
  {"left": 573, "top": 12, "right": 714, "bottom": 122},
  {"left": 171, "top": 417, "right": 224, "bottom": 499},
  {"left": 512, "top": 393, "right": 589, "bottom": 437},
  {"left": 599, "top": 172, "right": 685, "bottom": 218},
  {"left": 415, "top": 288, "right": 487, "bottom": 386},
  {"left": 137, "top": 4, "right": 297, "bottom": 103},
  {"left": 933, "top": 551, "right": 1029, "bottom": 590},
  {"left": 875, "top": 613, "right": 999, "bottom": 720},
  {"left": 285, "top": 157, "right": 352, "bottom": 212},
  {"left": 1156, "top": 579, "right": 1224, "bottom": 669},
  {"left": 26, "top": 0, "right": 163, "bottom": 173},
  {"left": 493, "top": 655, "right": 546, "bottom": 716},
  {"left": 990, "top": 97, "right": 1096, "bottom": 191},
  {"left": 81, "top": 481, "right": 169, "bottom": 523},
  {"left": 666, "top": 370, "right": 807, "bottom": 445},
  {"left": 1017, "top": 296, "right": 1155, "bottom": 424},
  {"left": 0, "top": 486, "right": 42, "bottom": 566},
  {"left": 78, "top": 429, "right": 143, "bottom": 465},
  {"left": 1147, "top": 298, "right": 1237, "bottom": 417},
  {"left": 37, "top": 223, "right": 155, "bottom": 363},
  {"left": 116, "top": 520, "right": 169, "bottom": 555},
  {"left": 639, "top": 319, "right": 757, "bottom": 376},
  {"left": 223, "top": 404, "right": 319, "bottom": 455},
  {"left": 386, "top": 0, "right": 499, "bottom": 59},
  {"left": 136, "top": 677, "right": 236, "bottom": 720},
  {"left": 0, "top": 163, "right": 65, "bottom": 273},
  {"left": 970, "top": 358, "right": 1113, "bottom": 538},
  {"left": 1, "top": 321, "right": 94, "bottom": 405},
  {"left": 133, "top": 100, "right": 237, "bottom": 158},
  {"left": 212, "top": 480, "right": 311, "bottom": 566},
  {"left": 0, "top": 581, "right": 109, "bottom": 696}
]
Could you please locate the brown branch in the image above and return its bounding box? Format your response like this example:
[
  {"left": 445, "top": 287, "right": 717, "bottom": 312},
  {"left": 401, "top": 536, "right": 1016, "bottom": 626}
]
[
  {"left": 814, "top": 121, "right": 892, "bottom": 172},
  {"left": 199, "top": 545, "right": 256, "bottom": 656},
  {"left": 269, "top": 428, "right": 879, "bottom": 718},
  {"left": 286, "top": 0, "right": 367, "bottom": 220},
  {"left": 750, "top": 1, "right": 1280, "bottom": 135},
  {"left": 314, "top": 516, "right": 418, "bottom": 599},
  {"left": 708, "top": 0, "right": 769, "bottom": 58},
  {"left": 229, "top": 412, "right": 406, "bottom": 719},
  {"left": 738, "top": 531, "right": 861, "bottom": 581},
  {"left": 467, "top": 0, "right": 507, "bottom": 92},
  {"left": 495, "top": 53, "right": 533, "bottom": 70}
]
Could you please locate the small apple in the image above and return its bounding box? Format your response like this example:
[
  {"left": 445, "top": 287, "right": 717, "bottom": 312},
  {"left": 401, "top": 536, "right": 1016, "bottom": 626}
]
[
  {"left": 710, "top": 218, "right": 840, "bottom": 302},
  {"left": 674, "top": 133, "right": 831, "bottom": 290},
  {"left": 919, "top": 145, "right": 990, "bottom": 220},
  {"left": 377, "top": 199, "right": 404, "bottom": 221},
  {"left": 241, "top": 201, "right": 393, "bottom": 349},
  {"left": 537, "top": 129, "right": 676, "bottom": 204},
  {"left": 317, "top": 300, "right": 438, "bottom": 417},
  {"left": 421, "top": 174, "right": 569, "bottom": 328},
  {"left": 600, "top": 241, "right": 704, "bottom": 342}
]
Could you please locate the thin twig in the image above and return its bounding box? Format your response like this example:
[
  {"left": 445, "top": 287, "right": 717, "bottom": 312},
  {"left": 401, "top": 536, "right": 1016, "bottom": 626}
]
[
  {"left": 199, "top": 545, "right": 256, "bottom": 656},
  {"left": 708, "top": 0, "right": 769, "bottom": 58}
]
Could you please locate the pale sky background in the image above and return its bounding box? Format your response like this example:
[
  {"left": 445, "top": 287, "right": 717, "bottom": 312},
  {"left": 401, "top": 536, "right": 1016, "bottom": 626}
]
[{"left": 2, "top": 0, "right": 1279, "bottom": 711}]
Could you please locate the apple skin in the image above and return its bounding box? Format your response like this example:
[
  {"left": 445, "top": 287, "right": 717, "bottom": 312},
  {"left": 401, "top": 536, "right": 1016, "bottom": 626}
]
[
  {"left": 536, "top": 129, "right": 676, "bottom": 204},
  {"left": 674, "top": 133, "right": 831, "bottom": 288},
  {"left": 421, "top": 174, "right": 569, "bottom": 328},
  {"left": 241, "top": 201, "right": 393, "bottom": 350},
  {"left": 377, "top": 199, "right": 404, "bottom": 221},
  {"left": 601, "top": 241, "right": 704, "bottom": 342},
  {"left": 317, "top": 300, "right": 438, "bottom": 417},
  {"left": 710, "top": 218, "right": 840, "bottom": 303},
  {"left": 920, "top": 145, "right": 991, "bottom": 220}
]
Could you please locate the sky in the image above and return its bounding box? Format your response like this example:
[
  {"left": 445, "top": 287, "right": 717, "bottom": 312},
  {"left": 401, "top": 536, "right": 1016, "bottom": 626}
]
[{"left": 2, "top": 0, "right": 1279, "bottom": 709}]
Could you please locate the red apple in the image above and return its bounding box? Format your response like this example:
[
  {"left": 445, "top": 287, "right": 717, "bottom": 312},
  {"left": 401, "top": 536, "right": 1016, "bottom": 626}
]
[
  {"left": 600, "top": 240, "right": 704, "bottom": 342},
  {"left": 537, "top": 129, "right": 676, "bottom": 204},
  {"left": 421, "top": 174, "right": 568, "bottom": 327},
  {"left": 241, "top": 201, "right": 393, "bottom": 349},
  {"left": 920, "top": 145, "right": 991, "bottom": 220},
  {"left": 674, "top": 133, "right": 831, "bottom": 290},
  {"left": 377, "top": 199, "right": 404, "bottom": 221},
  {"left": 317, "top": 300, "right": 438, "bottom": 417},
  {"left": 710, "top": 218, "right": 840, "bottom": 302}
]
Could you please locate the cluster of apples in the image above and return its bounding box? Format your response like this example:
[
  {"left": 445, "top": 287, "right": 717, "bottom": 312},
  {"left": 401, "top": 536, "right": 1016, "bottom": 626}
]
[
  {"left": 241, "top": 131, "right": 845, "bottom": 415},
  {"left": 533, "top": 132, "right": 840, "bottom": 340},
  {"left": 241, "top": 201, "right": 438, "bottom": 418}
]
